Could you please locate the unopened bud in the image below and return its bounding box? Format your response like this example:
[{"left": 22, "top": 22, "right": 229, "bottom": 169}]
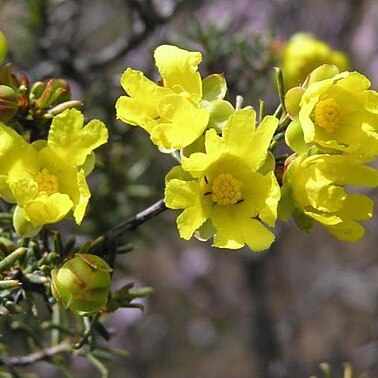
[
  {"left": 51, "top": 254, "right": 112, "bottom": 316},
  {"left": 0, "top": 85, "right": 17, "bottom": 121},
  {"left": 36, "top": 79, "right": 71, "bottom": 108},
  {"left": 306, "top": 64, "right": 340, "bottom": 86},
  {"left": 13, "top": 206, "right": 42, "bottom": 238}
]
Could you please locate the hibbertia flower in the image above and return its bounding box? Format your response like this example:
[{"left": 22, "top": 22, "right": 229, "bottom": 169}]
[
  {"left": 164, "top": 108, "right": 280, "bottom": 252},
  {"left": 0, "top": 108, "right": 108, "bottom": 236},
  {"left": 116, "top": 44, "right": 233, "bottom": 151},
  {"left": 285, "top": 65, "right": 378, "bottom": 162},
  {"left": 279, "top": 153, "right": 378, "bottom": 242}
]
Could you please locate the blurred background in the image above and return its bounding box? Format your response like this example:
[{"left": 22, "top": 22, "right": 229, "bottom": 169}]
[{"left": 1, "top": 0, "right": 378, "bottom": 377}]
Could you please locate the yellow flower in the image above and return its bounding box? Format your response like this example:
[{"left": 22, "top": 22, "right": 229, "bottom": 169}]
[
  {"left": 116, "top": 45, "right": 233, "bottom": 151},
  {"left": 279, "top": 153, "right": 378, "bottom": 242},
  {"left": 285, "top": 67, "right": 378, "bottom": 161},
  {"left": 165, "top": 108, "right": 280, "bottom": 252},
  {"left": 281, "top": 33, "right": 349, "bottom": 89},
  {"left": 0, "top": 109, "right": 108, "bottom": 236}
]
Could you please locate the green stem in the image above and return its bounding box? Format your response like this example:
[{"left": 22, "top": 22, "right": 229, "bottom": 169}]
[
  {"left": 274, "top": 67, "right": 286, "bottom": 112},
  {"left": 73, "top": 314, "right": 100, "bottom": 349}
]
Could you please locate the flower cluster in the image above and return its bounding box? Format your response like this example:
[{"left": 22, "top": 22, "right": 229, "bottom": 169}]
[
  {"left": 116, "top": 44, "right": 233, "bottom": 151},
  {"left": 117, "top": 43, "right": 378, "bottom": 251},
  {"left": 281, "top": 65, "right": 378, "bottom": 241},
  {"left": 117, "top": 45, "right": 280, "bottom": 251},
  {"left": 0, "top": 108, "right": 108, "bottom": 236},
  {"left": 164, "top": 109, "right": 280, "bottom": 251}
]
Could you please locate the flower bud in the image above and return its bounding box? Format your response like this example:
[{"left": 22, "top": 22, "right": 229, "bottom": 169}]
[
  {"left": 306, "top": 64, "right": 340, "bottom": 86},
  {"left": 284, "top": 86, "right": 305, "bottom": 119},
  {"left": 51, "top": 254, "right": 112, "bottom": 316},
  {"left": 13, "top": 206, "right": 42, "bottom": 238},
  {"left": 36, "top": 79, "right": 71, "bottom": 108},
  {"left": 0, "top": 85, "right": 17, "bottom": 122}
]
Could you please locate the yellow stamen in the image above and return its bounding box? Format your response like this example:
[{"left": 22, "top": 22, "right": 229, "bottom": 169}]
[
  {"left": 313, "top": 98, "right": 340, "bottom": 133},
  {"left": 211, "top": 173, "right": 242, "bottom": 206},
  {"left": 35, "top": 168, "right": 59, "bottom": 195}
]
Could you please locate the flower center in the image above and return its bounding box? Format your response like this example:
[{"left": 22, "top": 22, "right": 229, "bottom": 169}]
[
  {"left": 35, "top": 168, "right": 59, "bottom": 195},
  {"left": 211, "top": 173, "right": 242, "bottom": 206},
  {"left": 313, "top": 98, "right": 340, "bottom": 133}
]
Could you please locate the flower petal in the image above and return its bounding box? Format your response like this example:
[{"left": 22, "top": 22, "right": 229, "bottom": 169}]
[
  {"left": 24, "top": 193, "right": 73, "bottom": 226},
  {"left": 177, "top": 206, "right": 207, "bottom": 240},
  {"left": 116, "top": 68, "right": 170, "bottom": 126},
  {"left": 48, "top": 109, "right": 108, "bottom": 166},
  {"left": 73, "top": 170, "right": 90, "bottom": 224},
  {"left": 9, "top": 178, "right": 39, "bottom": 207},
  {"left": 325, "top": 219, "right": 365, "bottom": 242},
  {"left": 212, "top": 207, "right": 275, "bottom": 251},
  {"left": 154, "top": 45, "right": 202, "bottom": 101},
  {"left": 0, "top": 123, "right": 39, "bottom": 182},
  {"left": 240, "top": 218, "right": 275, "bottom": 252},
  {"left": 150, "top": 94, "right": 209, "bottom": 150},
  {"left": 222, "top": 108, "right": 278, "bottom": 170},
  {"left": 165, "top": 179, "right": 200, "bottom": 209},
  {"left": 340, "top": 194, "right": 374, "bottom": 221}
]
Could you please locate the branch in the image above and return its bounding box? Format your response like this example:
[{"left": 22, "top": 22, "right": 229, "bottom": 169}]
[
  {"left": 0, "top": 340, "right": 72, "bottom": 367},
  {"left": 105, "top": 198, "right": 167, "bottom": 239}
]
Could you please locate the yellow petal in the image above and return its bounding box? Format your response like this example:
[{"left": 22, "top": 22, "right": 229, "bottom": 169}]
[
  {"left": 177, "top": 206, "right": 207, "bottom": 240},
  {"left": 259, "top": 172, "right": 281, "bottom": 226},
  {"left": 340, "top": 194, "right": 374, "bottom": 221},
  {"left": 151, "top": 94, "right": 209, "bottom": 150},
  {"left": 222, "top": 109, "right": 278, "bottom": 170},
  {"left": 165, "top": 178, "right": 208, "bottom": 240},
  {"left": 154, "top": 45, "right": 202, "bottom": 101},
  {"left": 165, "top": 179, "right": 200, "bottom": 209},
  {"left": 336, "top": 71, "right": 370, "bottom": 92},
  {"left": 181, "top": 152, "right": 212, "bottom": 178},
  {"left": 239, "top": 218, "right": 275, "bottom": 252},
  {"left": 212, "top": 209, "right": 244, "bottom": 249},
  {"left": 9, "top": 178, "right": 39, "bottom": 207},
  {"left": 116, "top": 68, "right": 171, "bottom": 128},
  {"left": 73, "top": 170, "right": 90, "bottom": 224},
  {"left": 0, "top": 123, "right": 39, "bottom": 181},
  {"left": 325, "top": 219, "right": 365, "bottom": 242},
  {"left": 24, "top": 193, "right": 73, "bottom": 226},
  {"left": 48, "top": 109, "right": 108, "bottom": 166},
  {"left": 116, "top": 96, "right": 156, "bottom": 132},
  {"left": 204, "top": 128, "right": 224, "bottom": 160},
  {"left": 211, "top": 207, "right": 275, "bottom": 251}
]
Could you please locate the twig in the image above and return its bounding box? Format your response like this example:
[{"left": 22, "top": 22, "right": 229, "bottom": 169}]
[
  {"left": 74, "top": 314, "right": 101, "bottom": 349},
  {"left": 75, "top": 0, "right": 190, "bottom": 72},
  {"left": 104, "top": 198, "right": 167, "bottom": 240},
  {"left": 0, "top": 340, "right": 72, "bottom": 367}
]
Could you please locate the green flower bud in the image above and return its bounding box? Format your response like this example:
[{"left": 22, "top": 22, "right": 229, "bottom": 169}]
[
  {"left": 0, "top": 85, "right": 17, "bottom": 122},
  {"left": 284, "top": 86, "right": 305, "bottom": 119},
  {"left": 0, "top": 31, "right": 8, "bottom": 63},
  {"left": 51, "top": 254, "right": 112, "bottom": 316},
  {"left": 35, "top": 79, "right": 71, "bottom": 109},
  {"left": 13, "top": 206, "right": 42, "bottom": 238},
  {"left": 306, "top": 64, "right": 340, "bottom": 86}
]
